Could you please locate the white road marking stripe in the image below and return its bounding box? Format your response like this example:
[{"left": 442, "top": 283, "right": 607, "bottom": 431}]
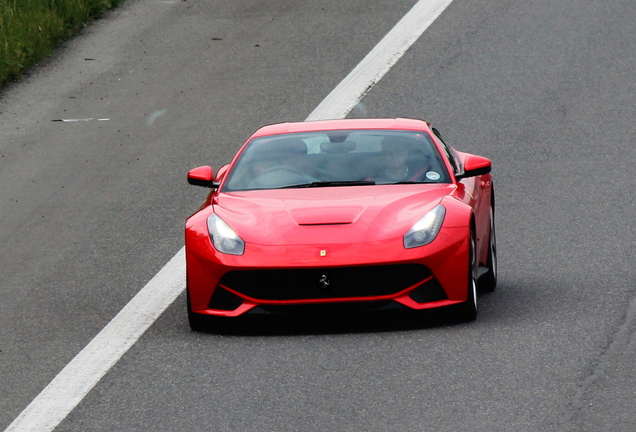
[
  {"left": 5, "top": 249, "right": 186, "bottom": 432},
  {"left": 4, "top": 1, "right": 455, "bottom": 430},
  {"left": 51, "top": 118, "right": 110, "bottom": 122},
  {"left": 307, "top": 0, "right": 454, "bottom": 121}
]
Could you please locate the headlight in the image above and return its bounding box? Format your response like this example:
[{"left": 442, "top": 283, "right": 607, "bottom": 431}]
[
  {"left": 404, "top": 204, "right": 445, "bottom": 248},
  {"left": 207, "top": 214, "right": 245, "bottom": 255}
]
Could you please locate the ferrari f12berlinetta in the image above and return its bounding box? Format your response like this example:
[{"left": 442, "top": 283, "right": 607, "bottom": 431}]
[{"left": 186, "top": 118, "right": 495, "bottom": 330}]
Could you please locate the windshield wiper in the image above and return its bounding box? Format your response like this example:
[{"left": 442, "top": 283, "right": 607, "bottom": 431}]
[{"left": 282, "top": 180, "right": 376, "bottom": 189}]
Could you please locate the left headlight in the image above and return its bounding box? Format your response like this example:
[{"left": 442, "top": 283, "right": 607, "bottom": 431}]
[
  {"left": 207, "top": 214, "right": 245, "bottom": 255},
  {"left": 404, "top": 204, "right": 446, "bottom": 249}
]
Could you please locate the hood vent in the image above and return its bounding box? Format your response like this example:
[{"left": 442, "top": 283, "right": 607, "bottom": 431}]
[
  {"left": 298, "top": 222, "right": 352, "bottom": 226},
  {"left": 290, "top": 207, "right": 362, "bottom": 225}
]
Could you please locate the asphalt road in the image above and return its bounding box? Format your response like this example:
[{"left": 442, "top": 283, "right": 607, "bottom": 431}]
[{"left": 2, "top": 0, "right": 636, "bottom": 430}]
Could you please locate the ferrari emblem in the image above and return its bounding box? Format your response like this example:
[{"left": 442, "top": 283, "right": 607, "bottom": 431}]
[
  {"left": 318, "top": 274, "right": 331, "bottom": 291},
  {"left": 320, "top": 250, "right": 327, "bottom": 257}
]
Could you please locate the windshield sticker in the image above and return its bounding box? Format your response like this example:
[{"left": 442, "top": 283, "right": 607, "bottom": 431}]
[{"left": 426, "top": 171, "right": 441, "bottom": 181}]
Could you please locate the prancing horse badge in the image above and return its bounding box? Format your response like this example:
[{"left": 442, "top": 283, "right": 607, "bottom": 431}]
[{"left": 318, "top": 274, "right": 331, "bottom": 291}]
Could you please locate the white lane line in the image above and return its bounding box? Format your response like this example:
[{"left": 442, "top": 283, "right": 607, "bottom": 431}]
[
  {"left": 4, "top": 1, "right": 455, "bottom": 430},
  {"left": 5, "top": 250, "right": 186, "bottom": 432},
  {"left": 51, "top": 118, "right": 110, "bottom": 122},
  {"left": 307, "top": 0, "right": 455, "bottom": 121}
]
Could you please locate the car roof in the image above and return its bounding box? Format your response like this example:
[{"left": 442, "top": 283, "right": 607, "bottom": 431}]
[{"left": 250, "top": 118, "right": 431, "bottom": 138}]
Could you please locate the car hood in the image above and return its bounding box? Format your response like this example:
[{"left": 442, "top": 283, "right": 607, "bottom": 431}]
[{"left": 213, "top": 185, "right": 457, "bottom": 246}]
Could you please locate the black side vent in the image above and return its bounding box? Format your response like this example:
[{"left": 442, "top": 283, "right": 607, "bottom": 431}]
[
  {"left": 408, "top": 278, "right": 448, "bottom": 303},
  {"left": 208, "top": 287, "right": 243, "bottom": 311}
]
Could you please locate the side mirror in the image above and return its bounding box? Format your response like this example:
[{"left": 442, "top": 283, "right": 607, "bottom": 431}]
[
  {"left": 187, "top": 166, "right": 218, "bottom": 188},
  {"left": 455, "top": 155, "right": 492, "bottom": 180}
]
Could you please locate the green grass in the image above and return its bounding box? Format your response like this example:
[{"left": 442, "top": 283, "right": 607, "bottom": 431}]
[{"left": 0, "top": 0, "right": 125, "bottom": 87}]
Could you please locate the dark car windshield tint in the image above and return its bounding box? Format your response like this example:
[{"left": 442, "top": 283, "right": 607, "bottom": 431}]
[{"left": 222, "top": 130, "right": 451, "bottom": 191}]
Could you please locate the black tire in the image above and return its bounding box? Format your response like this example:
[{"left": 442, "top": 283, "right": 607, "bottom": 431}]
[
  {"left": 456, "top": 227, "right": 478, "bottom": 322},
  {"left": 187, "top": 289, "right": 208, "bottom": 332},
  {"left": 479, "top": 205, "right": 497, "bottom": 293}
]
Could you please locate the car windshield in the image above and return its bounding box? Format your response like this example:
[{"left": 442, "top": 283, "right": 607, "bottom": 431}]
[{"left": 222, "top": 129, "right": 451, "bottom": 191}]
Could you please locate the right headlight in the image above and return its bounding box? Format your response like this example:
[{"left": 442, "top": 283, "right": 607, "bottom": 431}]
[
  {"left": 207, "top": 214, "right": 245, "bottom": 255},
  {"left": 403, "top": 204, "right": 446, "bottom": 249}
]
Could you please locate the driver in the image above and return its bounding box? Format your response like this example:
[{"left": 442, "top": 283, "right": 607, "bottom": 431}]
[{"left": 372, "top": 136, "right": 429, "bottom": 183}]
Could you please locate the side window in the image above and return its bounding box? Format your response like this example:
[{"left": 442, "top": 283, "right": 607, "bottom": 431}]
[{"left": 432, "top": 128, "right": 460, "bottom": 173}]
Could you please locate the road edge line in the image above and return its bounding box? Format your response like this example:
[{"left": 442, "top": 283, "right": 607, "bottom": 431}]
[
  {"left": 5, "top": 249, "right": 186, "bottom": 432},
  {"left": 306, "top": 0, "right": 454, "bottom": 121}
]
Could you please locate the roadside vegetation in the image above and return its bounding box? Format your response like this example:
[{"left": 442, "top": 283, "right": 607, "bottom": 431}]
[{"left": 0, "top": 0, "right": 125, "bottom": 87}]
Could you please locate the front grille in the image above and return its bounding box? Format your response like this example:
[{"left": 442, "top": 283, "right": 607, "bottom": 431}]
[{"left": 219, "top": 264, "right": 432, "bottom": 301}]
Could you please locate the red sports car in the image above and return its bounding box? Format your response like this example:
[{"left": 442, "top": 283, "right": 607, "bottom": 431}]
[{"left": 185, "top": 118, "right": 495, "bottom": 330}]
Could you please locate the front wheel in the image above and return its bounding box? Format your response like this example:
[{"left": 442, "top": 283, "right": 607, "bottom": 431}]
[{"left": 456, "top": 228, "right": 478, "bottom": 322}]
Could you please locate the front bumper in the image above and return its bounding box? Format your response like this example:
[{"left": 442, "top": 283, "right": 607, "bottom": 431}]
[{"left": 186, "top": 225, "right": 470, "bottom": 318}]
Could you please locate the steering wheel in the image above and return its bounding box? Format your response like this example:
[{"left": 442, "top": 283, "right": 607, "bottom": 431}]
[
  {"left": 262, "top": 165, "right": 302, "bottom": 175},
  {"left": 248, "top": 165, "right": 307, "bottom": 189}
]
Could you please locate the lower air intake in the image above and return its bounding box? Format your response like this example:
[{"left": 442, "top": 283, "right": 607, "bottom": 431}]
[{"left": 220, "top": 264, "right": 432, "bottom": 301}]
